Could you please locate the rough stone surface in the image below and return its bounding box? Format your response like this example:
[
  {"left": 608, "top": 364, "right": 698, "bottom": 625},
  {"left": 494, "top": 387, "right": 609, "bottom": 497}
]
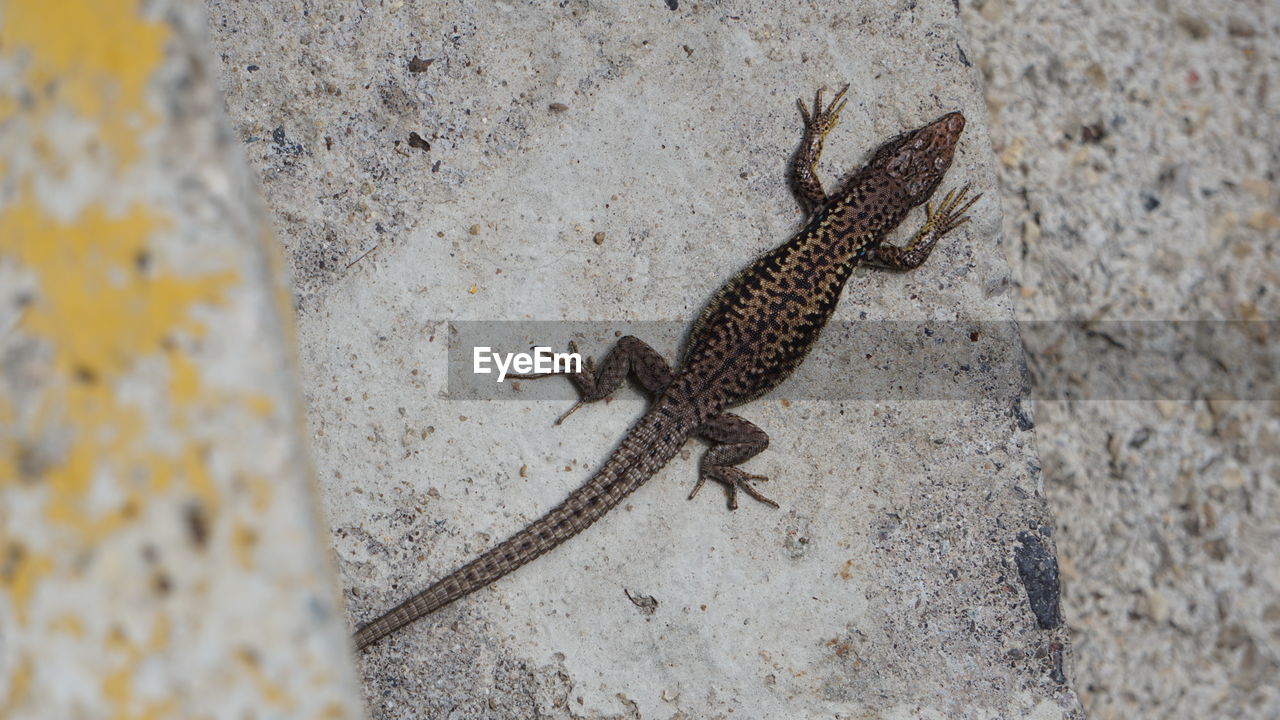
[
  {"left": 205, "top": 1, "right": 1080, "bottom": 717},
  {"left": 962, "top": 1, "right": 1279, "bottom": 718},
  {"left": 0, "top": 1, "right": 363, "bottom": 717}
]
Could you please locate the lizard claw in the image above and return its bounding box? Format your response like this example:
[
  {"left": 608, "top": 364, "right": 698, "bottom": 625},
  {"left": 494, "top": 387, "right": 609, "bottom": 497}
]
[
  {"left": 689, "top": 467, "right": 778, "bottom": 511},
  {"left": 798, "top": 83, "right": 850, "bottom": 139},
  {"left": 505, "top": 340, "right": 588, "bottom": 426},
  {"left": 553, "top": 400, "right": 583, "bottom": 426},
  {"left": 926, "top": 183, "right": 981, "bottom": 236}
]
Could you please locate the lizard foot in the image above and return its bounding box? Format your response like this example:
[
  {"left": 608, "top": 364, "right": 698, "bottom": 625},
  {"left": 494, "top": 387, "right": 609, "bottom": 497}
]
[
  {"left": 797, "top": 83, "right": 850, "bottom": 141},
  {"left": 506, "top": 341, "right": 590, "bottom": 424},
  {"left": 920, "top": 183, "right": 981, "bottom": 241},
  {"left": 689, "top": 466, "right": 779, "bottom": 511}
]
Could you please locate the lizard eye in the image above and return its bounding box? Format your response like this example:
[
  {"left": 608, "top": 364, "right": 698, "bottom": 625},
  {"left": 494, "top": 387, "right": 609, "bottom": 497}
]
[{"left": 934, "top": 156, "right": 946, "bottom": 170}]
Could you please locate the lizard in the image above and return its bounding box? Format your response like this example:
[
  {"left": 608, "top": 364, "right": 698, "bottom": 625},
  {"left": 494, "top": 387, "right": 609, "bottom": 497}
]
[{"left": 354, "top": 85, "right": 979, "bottom": 650}]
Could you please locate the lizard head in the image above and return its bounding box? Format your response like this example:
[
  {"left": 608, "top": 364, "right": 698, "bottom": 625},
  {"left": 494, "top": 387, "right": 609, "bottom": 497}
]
[{"left": 866, "top": 111, "right": 965, "bottom": 206}]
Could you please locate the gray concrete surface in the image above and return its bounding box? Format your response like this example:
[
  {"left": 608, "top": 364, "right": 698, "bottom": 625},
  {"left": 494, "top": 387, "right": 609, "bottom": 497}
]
[
  {"left": 206, "top": 1, "right": 1079, "bottom": 718},
  {"left": 962, "top": 1, "right": 1278, "bottom": 718},
  {"left": 0, "top": 1, "right": 363, "bottom": 717}
]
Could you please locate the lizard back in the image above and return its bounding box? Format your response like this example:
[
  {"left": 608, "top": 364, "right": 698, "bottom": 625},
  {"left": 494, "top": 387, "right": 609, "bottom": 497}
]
[{"left": 680, "top": 112, "right": 967, "bottom": 407}]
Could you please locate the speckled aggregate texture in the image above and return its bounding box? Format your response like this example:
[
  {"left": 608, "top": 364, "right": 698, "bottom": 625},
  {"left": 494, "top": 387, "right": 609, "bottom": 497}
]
[
  {"left": 205, "top": 0, "right": 1080, "bottom": 717},
  {"left": 962, "top": 1, "right": 1278, "bottom": 718},
  {"left": 0, "top": 0, "right": 363, "bottom": 718}
]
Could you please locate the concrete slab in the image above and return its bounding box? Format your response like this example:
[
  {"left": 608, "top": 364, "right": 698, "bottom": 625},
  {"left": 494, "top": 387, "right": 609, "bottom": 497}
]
[
  {"left": 0, "top": 1, "right": 363, "bottom": 717},
  {"left": 205, "top": 1, "right": 1083, "bottom": 717},
  {"left": 963, "top": 1, "right": 1280, "bottom": 717}
]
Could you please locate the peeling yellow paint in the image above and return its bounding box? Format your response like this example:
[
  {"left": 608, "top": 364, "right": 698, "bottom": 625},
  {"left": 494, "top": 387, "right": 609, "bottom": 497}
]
[
  {"left": 3, "top": 545, "right": 52, "bottom": 624},
  {"left": 101, "top": 616, "right": 178, "bottom": 720},
  {"left": 180, "top": 443, "right": 218, "bottom": 512},
  {"left": 0, "top": 0, "right": 360, "bottom": 714},
  {"left": 246, "top": 392, "right": 275, "bottom": 419},
  {"left": 0, "top": 196, "right": 238, "bottom": 538},
  {"left": 0, "top": 657, "right": 32, "bottom": 717},
  {"left": 245, "top": 473, "right": 276, "bottom": 513},
  {"left": 148, "top": 614, "right": 171, "bottom": 652},
  {"left": 168, "top": 349, "right": 206, "bottom": 407},
  {"left": 6, "top": 202, "right": 235, "bottom": 380},
  {"left": 0, "top": 1, "right": 246, "bottom": 710},
  {"left": 0, "top": 0, "right": 168, "bottom": 166},
  {"left": 50, "top": 614, "right": 86, "bottom": 638},
  {"left": 0, "top": 394, "right": 15, "bottom": 482},
  {"left": 320, "top": 702, "right": 349, "bottom": 720},
  {"left": 237, "top": 646, "right": 298, "bottom": 711},
  {"left": 233, "top": 522, "right": 259, "bottom": 569}
]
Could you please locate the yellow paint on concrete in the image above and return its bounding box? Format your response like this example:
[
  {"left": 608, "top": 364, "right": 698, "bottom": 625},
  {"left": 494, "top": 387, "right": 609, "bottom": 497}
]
[
  {"left": 49, "top": 614, "right": 87, "bottom": 638},
  {"left": 0, "top": 190, "right": 245, "bottom": 701},
  {"left": 168, "top": 349, "right": 206, "bottom": 407},
  {"left": 3, "top": 545, "right": 52, "bottom": 624},
  {"left": 101, "top": 616, "right": 179, "bottom": 720},
  {"left": 0, "top": 1, "right": 357, "bottom": 716},
  {"left": 147, "top": 613, "right": 171, "bottom": 652},
  {"left": 5, "top": 201, "right": 235, "bottom": 381},
  {"left": 0, "top": 197, "right": 238, "bottom": 534},
  {"left": 233, "top": 522, "right": 260, "bottom": 569},
  {"left": 180, "top": 441, "right": 219, "bottom": 512},
  {"left": 0, "top": 3, "right": 265, "bottom": 713},
  {"left": 247, "top": 473, "right": 276, "bottom": 513},
  {"left": 0, "top": 0, "right": 168, "bottom": 167},
  {"left": 237, "top": 647, "right": 298, "bottom": 712},
  {"left": 246, "top": 392, "right": 276, "bottom": 419},
  {"left": 0, "top": 394, "right": 14, "bottom": 483},
  {"left": 320, "top": 702, "right": 350, "bottom": 720},
  {"left": 0, "top": 657, "right": 32, "bottom": 718}
]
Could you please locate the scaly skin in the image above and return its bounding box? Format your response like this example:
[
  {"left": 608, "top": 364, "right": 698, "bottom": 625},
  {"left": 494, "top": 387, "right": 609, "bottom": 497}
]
[{"left": 354, "top": 86, "right": 980, "bottom": 650}]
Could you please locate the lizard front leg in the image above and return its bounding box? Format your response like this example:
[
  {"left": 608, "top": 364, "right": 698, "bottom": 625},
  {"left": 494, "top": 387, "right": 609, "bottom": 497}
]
[
  {"left": 509, "top": 335, "right": 674, "bottom": 424},
  {"left": 864, "top": 184, "right": 981, "bottom": 270},
  {"left": 791, "top": 84, "right": 850, "bottom": 213},
  {"left": 689, "top": 412, "right": 776, "bottom": 510}
]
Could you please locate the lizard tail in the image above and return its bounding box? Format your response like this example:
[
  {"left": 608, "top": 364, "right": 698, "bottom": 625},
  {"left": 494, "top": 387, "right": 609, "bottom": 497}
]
[{"left": 354, "top": 397, "right": 698, "bottom": 650}]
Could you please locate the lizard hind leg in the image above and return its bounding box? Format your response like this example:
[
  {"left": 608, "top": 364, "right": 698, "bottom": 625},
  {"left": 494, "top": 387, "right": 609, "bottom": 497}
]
[
  {"left": 507, "top": 335, "right": 674, "bottom": 425},
  {"left": 689, "top": 412, "right": 777, "bottom": 510}
]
